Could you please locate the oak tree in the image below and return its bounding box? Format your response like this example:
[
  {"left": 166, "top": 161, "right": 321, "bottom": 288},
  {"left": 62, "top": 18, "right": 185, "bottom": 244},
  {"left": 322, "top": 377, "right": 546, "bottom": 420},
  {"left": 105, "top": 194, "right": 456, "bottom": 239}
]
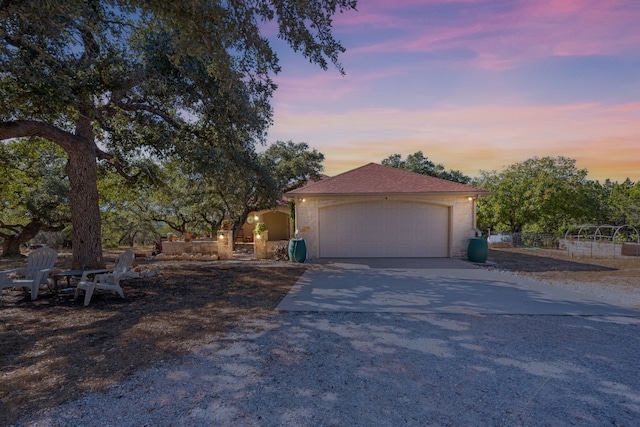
[
  {"left": 1, "top": 0, "right": 356, "bottom": 268},
  {"left": 474, "top": 156, "right": 598, "bottom": 234},
  {"left": 0, "top": 138, "right": 69, "bottom": 256},
  {"left": 382, "top": 151, "right": 471, "bottom": 184}
]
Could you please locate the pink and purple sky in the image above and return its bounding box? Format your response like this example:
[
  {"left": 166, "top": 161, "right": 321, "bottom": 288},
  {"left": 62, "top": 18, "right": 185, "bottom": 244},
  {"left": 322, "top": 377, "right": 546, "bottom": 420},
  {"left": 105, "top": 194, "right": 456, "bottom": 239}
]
[{"left": 266, "top": 0, "right": 640, "bottom": 182}]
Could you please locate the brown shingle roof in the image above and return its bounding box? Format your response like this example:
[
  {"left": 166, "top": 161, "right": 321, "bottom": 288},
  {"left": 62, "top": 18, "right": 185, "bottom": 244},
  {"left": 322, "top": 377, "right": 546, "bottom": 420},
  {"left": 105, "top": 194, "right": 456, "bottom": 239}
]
[{"left": 286, "top": 163, "right": 489, "bottom": 196}]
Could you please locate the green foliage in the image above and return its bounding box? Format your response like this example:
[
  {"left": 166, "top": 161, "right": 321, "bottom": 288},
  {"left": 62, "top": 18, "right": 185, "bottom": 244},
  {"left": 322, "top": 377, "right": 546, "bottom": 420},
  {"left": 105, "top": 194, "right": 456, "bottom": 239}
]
[
  {"left": 132, "top": 158, "right": 226, "bottom": 236},
  {"left": 1, "top": 1, "right": 356, "bottom": 137},
  {"left": 606, "top": 179, "right": 640, "bottom": 227},
  {"left": 382, "top": 151, "right": 471, "bottom": 184},
  {"left": 289, "top": 199, "right": 297, "bottom": 231},
  {"left": 93, "top": 139, "right": 325, "bottom": 242},
  {"left": 102, "top": 241, "right": 122, "bottom": 249},
  {"left": 176, "top": 139, "right": 324, "bottom": 237},
  {"left": 97, "top": 167, "right": 169, "bottom": 246},
  {"left": 0, "top": 138, "right": 70, "bottom": 254},
  {"left": 380, "top": 151, "right": 637, "bottom": 238},
  {"left": 254, "top": 222, "right": 268, "bottom": 235},
  {"left": 474, "top": 156, "right": 600, "bottom": 234},
  {"left": 261, "top": 141, "right": 325, "bottom": 190},
  {"left": 1, "top": 0, "right": 354, "bottom": 265},
  {"left": 0, "top": 138, "right": 69, "bottom": 222}
]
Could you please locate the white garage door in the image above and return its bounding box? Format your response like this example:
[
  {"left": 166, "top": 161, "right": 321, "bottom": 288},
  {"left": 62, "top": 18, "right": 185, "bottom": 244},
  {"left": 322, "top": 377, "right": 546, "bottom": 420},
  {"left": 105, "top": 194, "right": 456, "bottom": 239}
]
[{"left": 319, "top": 201, "right": 450, "bottom": 258}]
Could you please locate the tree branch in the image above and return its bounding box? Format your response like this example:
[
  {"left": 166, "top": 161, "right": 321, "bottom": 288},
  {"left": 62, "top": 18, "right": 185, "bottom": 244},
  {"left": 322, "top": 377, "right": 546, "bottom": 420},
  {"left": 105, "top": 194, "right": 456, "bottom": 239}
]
[
  {"left": 0, "top": 222, "right": 21, "bottom": 238},
  {"left": 41, "top": 224, "right": 66, "bottom": 233},
  {"left": 0, "top": 120, "right": 82, "bottom": 152},
  {"left": 113, "top": 99, "right": 184, "bottom": 130},
  {"left": 95, "top": 148, "right": 139, "bottom": 184}
]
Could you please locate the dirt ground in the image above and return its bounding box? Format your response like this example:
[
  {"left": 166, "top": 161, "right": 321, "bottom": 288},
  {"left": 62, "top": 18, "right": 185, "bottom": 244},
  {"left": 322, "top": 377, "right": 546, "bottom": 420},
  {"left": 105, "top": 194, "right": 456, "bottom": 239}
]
[
  {"left": 1, "top": 247, "right": 639, "bottom": 425},
  {"left": 486, "top": 247, "right": 640, "bottom": 293},
  {"left": 0, "top": 250, "right": 306, "bottom": 426}
]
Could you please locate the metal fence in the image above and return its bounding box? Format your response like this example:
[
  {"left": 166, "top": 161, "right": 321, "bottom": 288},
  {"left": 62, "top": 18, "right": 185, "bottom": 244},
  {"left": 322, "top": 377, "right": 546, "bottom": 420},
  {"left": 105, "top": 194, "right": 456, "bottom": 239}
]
[
  {"left": 490, "top": 233, "right": 563, "bottom": 249},
  {"left": 490, "top": 229, "right": 640, "bottom": 257}
]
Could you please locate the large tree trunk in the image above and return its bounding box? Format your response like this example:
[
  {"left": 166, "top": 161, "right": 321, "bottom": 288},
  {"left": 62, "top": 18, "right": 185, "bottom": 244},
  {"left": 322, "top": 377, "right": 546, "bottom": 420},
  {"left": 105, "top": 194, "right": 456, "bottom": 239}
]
[
  {"left": 0, "top": 218, "right": 44, "bottom": 257},
  {"left": 66, "top": 125, "right": 104, "bottom": 269},
  {"left": 1, "top": 238, "right": 23, "bottom": 258},
  {"left": 0, "top": 119, "right": 105, "bottom": 268}
]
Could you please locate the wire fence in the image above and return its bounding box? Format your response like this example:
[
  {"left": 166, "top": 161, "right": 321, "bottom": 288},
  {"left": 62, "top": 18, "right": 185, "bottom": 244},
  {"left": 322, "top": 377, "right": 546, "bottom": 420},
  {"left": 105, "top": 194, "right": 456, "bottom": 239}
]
[
  {"left": 488, "top": 233, "right": 563, "bottom": 249},
  {"left": 489, "top": 231, "right": 640, "bottom": 257},
  {"left": 512, "top": 233, "right": 563, "bottom": 248}
]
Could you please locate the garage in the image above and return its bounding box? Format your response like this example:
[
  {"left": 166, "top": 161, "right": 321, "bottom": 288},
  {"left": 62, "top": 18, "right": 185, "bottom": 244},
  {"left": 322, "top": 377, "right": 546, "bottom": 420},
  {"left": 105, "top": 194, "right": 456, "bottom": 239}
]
[
  {"left": 286, "top": 163, "right": 488, "bottom": 259},
  {"left": 319, "top": 201, "right": 450, "bottom": 257}
]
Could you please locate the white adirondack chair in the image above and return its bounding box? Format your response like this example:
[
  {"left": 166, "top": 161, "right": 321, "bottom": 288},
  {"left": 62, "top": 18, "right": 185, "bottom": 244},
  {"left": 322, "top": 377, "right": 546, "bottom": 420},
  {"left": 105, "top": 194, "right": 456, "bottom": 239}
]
[
  {"left": 74, "top": 249, "right": 135, "bottom": 306},
  {"left": 0, "top": 247, "right": 58, "bottom": 300}
]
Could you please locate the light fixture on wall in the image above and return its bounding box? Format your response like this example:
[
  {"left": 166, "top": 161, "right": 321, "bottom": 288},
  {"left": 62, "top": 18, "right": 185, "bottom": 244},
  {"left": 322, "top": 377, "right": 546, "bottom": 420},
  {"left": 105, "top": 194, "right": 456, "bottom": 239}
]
[
  {"left": 468, "top": 196, "right": 474, "bottom": 201},
  {"left": 301, "top": 198, "right": 306, "bottom": 202}
]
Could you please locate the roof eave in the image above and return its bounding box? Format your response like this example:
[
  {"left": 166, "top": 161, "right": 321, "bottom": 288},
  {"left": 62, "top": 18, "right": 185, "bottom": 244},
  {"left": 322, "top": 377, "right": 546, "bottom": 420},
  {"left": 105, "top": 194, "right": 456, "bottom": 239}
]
[{"left": 285, "top": 190, "right": 491, "bottom": 198}]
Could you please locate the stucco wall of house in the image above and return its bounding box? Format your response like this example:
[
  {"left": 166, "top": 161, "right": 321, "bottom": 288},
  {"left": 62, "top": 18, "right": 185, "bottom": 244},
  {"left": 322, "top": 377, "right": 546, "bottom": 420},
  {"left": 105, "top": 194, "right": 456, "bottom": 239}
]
[
  {"left": 293, "top": 194, "right": 477, "bottom": 259},
  {"left": 262, "top": 211, "right": 290, "bottom": 241}
]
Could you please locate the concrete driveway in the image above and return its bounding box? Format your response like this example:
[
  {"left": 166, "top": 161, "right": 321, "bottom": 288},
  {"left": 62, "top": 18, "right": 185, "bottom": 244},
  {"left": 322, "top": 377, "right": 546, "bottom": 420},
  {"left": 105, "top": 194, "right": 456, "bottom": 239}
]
[{"left": 277, "top": 258, "right": 640, "bottom": 316}]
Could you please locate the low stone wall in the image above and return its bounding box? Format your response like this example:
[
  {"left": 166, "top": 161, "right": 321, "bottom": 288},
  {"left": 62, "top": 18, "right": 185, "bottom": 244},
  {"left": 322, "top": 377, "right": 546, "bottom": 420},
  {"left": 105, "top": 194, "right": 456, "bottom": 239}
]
[
  {"left": 154, "top": 253, "right": 218, "bottom": 261},
  {"left": 560, "top": 239, "right": 632, "bottom": 258},
  {"left": 162, "top": 240, "right": 217, "bottom": 256}
]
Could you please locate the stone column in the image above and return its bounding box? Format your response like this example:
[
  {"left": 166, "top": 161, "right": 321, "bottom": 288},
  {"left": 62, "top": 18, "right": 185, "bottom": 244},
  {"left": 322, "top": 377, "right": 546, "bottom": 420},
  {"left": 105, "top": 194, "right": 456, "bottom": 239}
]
[
  {"left": 217, "top": 230, "right": 233, "bottom": 260},
  {"left": 254, "top": 230, "right": 268, "bottom": 259}
]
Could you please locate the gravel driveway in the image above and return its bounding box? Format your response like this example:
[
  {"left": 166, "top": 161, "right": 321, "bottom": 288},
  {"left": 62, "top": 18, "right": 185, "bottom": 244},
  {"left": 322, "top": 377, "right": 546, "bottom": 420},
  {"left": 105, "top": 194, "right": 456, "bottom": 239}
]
[{"left": 17, "top": 261, "right": 640, "bottom": 427}]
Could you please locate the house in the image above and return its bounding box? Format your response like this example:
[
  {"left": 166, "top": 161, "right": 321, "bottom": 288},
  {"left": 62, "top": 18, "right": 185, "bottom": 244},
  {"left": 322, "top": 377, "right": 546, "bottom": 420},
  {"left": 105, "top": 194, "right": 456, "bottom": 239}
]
[
  {"left": 237, "top": 202, "right": 292, "bottom": 243},
  {"left": 285, "top": 163, "right": 489, "bottom": 258},
  {"left": 237, "top": 175, "right": 330, "bottom": 243}
]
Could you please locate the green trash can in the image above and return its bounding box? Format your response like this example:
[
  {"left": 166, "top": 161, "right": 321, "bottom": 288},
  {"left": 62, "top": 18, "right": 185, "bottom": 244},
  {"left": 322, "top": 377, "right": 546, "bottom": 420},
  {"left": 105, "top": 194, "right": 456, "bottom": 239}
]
[
  {"left": 468, "top": 237, "right": 488, "bottom": 263},
  {"left": 288, "top": 238, "right": 307, "bottom": 263},
  {"left": 287, "top": 239, "right": 296, "bottom": 261}
]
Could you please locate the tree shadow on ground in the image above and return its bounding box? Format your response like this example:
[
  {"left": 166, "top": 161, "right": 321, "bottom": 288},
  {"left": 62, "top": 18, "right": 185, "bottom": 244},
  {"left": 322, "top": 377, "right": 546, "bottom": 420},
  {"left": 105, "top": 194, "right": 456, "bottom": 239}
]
[
  {"left": 14, "top": 312, "right": 640, "bottom": 426},
  {"left": 0, "top": 262, "right": 305, "bottom": 426}
]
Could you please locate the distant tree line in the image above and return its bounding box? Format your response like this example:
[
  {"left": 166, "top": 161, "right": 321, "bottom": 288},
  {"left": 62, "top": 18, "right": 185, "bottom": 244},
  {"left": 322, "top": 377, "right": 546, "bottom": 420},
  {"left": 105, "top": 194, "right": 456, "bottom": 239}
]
[
  {"left": 2, "top": 146, "right": 638, "bottom": 256},
  {"left": 383, "top": 152, "right": 640, "bottom": 236}
]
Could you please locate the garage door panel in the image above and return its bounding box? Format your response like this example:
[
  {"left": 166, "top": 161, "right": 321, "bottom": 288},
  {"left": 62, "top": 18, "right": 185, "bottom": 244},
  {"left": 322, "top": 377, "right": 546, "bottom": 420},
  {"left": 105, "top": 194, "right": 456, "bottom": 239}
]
[{"left": 319, "top": 201, "right": 449, "bottom": 258}]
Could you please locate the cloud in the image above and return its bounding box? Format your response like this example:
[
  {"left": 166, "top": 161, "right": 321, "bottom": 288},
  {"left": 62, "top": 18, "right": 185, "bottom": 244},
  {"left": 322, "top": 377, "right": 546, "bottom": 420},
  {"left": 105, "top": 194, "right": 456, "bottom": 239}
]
[
  {"left": 267, "top": 1, "right": 640, "bottom": 183},
  {"left": 336, "top": 0, "right": 640, "bottom": 69},
  {"left": 272, "top": 65, "right": 411, "bottom": 109},
  {"left": 268, "top": 102, "right": 640, "bottom": 182}
]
